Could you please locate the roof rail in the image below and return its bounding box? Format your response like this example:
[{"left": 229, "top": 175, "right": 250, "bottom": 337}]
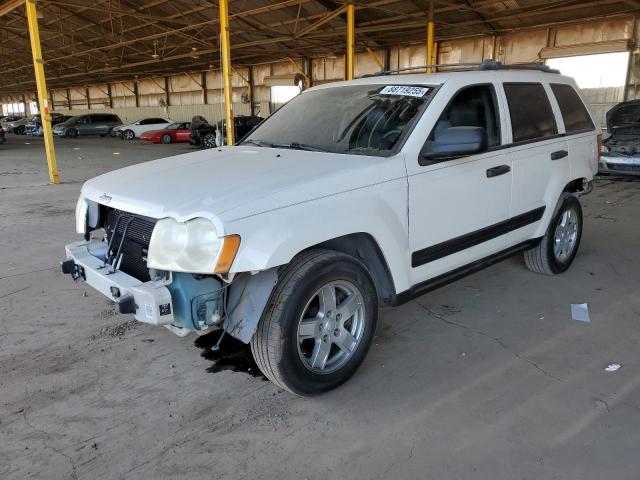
[{"left": 359, "top": 60, "right": 559, "bottom": 78}]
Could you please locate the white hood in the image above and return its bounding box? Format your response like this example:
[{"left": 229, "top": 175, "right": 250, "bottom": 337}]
[{"left": 82, "top": 146, "right": 402, "bottom": 229}]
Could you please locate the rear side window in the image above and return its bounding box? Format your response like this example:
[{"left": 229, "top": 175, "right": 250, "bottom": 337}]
[
  {"left": 550, "top": 84, "right": 594, "bottom": 134},
  {"left": 504, "top": 83, "right": 557, "bottom": 143}
]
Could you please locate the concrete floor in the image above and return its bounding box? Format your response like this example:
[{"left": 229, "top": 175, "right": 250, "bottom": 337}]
[{"left": 1, "top": 134, "right": 640, "bottom": 480}]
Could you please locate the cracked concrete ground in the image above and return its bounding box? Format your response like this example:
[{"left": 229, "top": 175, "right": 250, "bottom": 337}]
[{"left": 1, "top": 135, "right": 640, "bottom": 480}]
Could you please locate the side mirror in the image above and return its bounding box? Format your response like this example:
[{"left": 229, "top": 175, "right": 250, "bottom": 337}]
[{"left": 420, "top": 126, "right": 488, "bottom": 163}]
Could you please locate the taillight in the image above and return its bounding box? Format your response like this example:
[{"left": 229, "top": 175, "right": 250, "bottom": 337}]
[{"left": 597, "top": 134, "right": 603, "bottom": 164}]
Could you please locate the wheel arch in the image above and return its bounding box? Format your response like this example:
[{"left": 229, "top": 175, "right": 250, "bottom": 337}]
[
  {"left": 563, "top": 177, "right": 591, "bottom": 194},
  {"left": 303, "top": 233, "right": 397, "bottom": 305}
]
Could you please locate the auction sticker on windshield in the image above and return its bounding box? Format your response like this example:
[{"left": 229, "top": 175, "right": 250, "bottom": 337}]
[{"left": 380, "top": 86, "right": 430, "bottom": 97}]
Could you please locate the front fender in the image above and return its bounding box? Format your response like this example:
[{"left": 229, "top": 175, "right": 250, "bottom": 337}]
[{"left": 226, "top": 177, "right": 412, "bottom": 294}]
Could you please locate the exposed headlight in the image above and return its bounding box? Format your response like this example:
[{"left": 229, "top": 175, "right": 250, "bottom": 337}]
[
  {"left": 75, "top": 194, "right": 88, "bottom": 234},
  {"left": 147, "top": 217, "right": 240, "bottom": 274}
]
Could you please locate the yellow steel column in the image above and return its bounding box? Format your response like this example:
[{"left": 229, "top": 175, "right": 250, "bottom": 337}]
[
  {"left": 25, "top": 0, "right": 59, "bottom": 184},
  {"left": 219, "top": 0, "right": 234, "bottom": 145},
  {"left": 426, "top": 0, "right": 435, "bottom": 73},
  {"left": 346, "top": 4, "right": 355, "bottom": 80}
]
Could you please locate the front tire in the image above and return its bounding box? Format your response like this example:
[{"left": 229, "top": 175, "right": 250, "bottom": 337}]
[
  {"left": 524, "top": 195, "right": 583, "bottom": 275},
  {"left": 122, "top": 129, "right": 135, "bottom": 140},
  {"left": 251, "top": 250, "right": 378, "bottom": 396},
  {"left": 161, "top": 134, "right": 172, "bottom": 144},
  {"left": 66, "top": 128, "right": 78, "bottom": 138}
]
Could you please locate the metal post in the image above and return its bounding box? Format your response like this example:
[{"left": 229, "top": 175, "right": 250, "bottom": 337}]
[
  {"left": 346, "top": 4, "right": 355, "bottom": 80},
  {"left": 219, "top": 0, "right": 235, "bottom": 145},
  {"left": 25, "top": 0, "right": 59, "bottom": 184},
  {"left": 426, "top": 0, "right": 435, "bottom": 73}
]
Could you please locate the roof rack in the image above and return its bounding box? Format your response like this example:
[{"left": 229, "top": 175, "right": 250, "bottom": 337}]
[{"left": 359, "top": 60, "right": 560, "bottom": 78}]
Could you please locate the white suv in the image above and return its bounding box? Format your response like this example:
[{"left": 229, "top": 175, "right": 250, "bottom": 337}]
[{"left": 63, "top": 62, "right": 599, "bottom": 395}]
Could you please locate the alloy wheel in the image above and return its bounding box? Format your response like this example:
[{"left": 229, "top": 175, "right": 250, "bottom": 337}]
[
  {"left": 296, "top": 280, "right": 366, "bottom": 374},
  {"left": 553, "top": 208, "right": 579, "bottom": 262}
]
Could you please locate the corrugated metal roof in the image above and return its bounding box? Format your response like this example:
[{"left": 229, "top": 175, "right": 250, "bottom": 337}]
[{"left": 0, "top": 0, "right": 636, "bottom": 91}]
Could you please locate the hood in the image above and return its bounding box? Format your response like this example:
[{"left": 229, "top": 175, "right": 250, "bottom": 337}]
[
  {"left": 606, "top": 100, "right": 640, "bottom": 136},
  {"left": 82, "top": 146, "right": 402, "bottom": 228}
]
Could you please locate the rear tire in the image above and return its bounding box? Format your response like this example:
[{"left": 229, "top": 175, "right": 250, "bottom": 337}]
[
  {"left": 161, "top": 134, "right": 172, "bottom": 144},
  {"left": 250, "top": 250, "right": 378, "bottom": 396},
  {"left": 203, "top": 133, "right": 216, "bottom": 149},
  {"left": 524, "top": 195, "right": 583, "bottom": 275}
]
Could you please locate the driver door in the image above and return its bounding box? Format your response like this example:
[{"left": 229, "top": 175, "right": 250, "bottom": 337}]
[{"left": 407, "top": 83, "right": 513, "bottom": 286}]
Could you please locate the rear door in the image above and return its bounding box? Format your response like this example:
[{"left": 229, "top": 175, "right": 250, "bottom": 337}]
[
  {"left": 500, "top": 81, "right": 569, "bottom": 245},
  {"left": 92, "top": 114, "right": 109, "bottom": 135},
  {"left": 141, "top": 118, "right": 170, "bottom": 135},
  {"left": 407, "top": 82, "right": 513, "bottom": 285},
  {"left": 549, "top": 83, "right": 598, "bottom": 179}
]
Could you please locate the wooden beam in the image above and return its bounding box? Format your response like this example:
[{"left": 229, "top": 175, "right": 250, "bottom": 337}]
[{"left": 0, "top": 0, "right": 24, "bottom": 17}]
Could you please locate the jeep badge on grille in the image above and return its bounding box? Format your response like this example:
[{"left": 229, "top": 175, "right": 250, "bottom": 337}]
[{"left": 99, "top": 193, "right": 112, "bottom": 204}]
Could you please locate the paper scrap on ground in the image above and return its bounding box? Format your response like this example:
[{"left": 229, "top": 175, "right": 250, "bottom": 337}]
[
  {"left": 605, "top": 363, "right": 621, "bottom": 372},
  {"left": 571, "top": 303, "right": 590, "bottom": 322}
]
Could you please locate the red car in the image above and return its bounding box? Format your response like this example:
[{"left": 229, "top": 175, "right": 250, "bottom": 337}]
[{"left": 139, "top": 122, "right": 191, "bottom": 144}]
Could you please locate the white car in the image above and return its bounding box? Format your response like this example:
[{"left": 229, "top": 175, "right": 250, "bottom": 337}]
[
  {"left": 63, "top": 61, "right": 599, "bottom": 395},
  {"left": 114, "top": 117, "right": 173, "bottom": 140}
]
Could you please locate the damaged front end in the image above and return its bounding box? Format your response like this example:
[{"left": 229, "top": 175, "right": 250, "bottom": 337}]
[
  {"left": 61, "top": 203, "right": 277, "bottom": 342},
  {"left": 601, "top": 99, "right": 640, "bottom": 176}
]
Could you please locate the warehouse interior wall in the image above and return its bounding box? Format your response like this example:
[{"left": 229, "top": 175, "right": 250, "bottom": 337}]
[{"left": 2, "top": 16, "right": 638, "bottom": 126}]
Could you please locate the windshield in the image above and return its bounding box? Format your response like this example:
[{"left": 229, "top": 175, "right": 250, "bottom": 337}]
[{"left": 242, "top": 84, "right": 433, "bottom": 156}]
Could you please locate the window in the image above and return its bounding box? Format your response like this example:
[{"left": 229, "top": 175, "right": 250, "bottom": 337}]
[
  {"left": 271, "top": 85, "right": 301, "bottom": 104},
  {"left": 550, "top": 84, "right": 594, "bottom": 134},
  {"left": 148, "top": 118, "right": 167, "bottom": 124},
  {"left": 244, "top": 84, "right": 433, "bottom": 156},
  {"left": 504, "top": 83, "right": 557, "bottom": 143},
  {"left": 78, "top": 116, "right": 91, "bottom": 124},
  {"left": 428, "top": 84, "right": 501, "bottom": 148}
]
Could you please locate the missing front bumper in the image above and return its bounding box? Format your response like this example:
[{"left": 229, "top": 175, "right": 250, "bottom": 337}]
[{"left": 62, "top": 240, "right": 176, "bottom": 326}]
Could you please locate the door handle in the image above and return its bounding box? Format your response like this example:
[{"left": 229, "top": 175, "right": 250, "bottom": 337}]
[
  {"left": 551, "top": 150, "right": 568, "bottom": 160},
  {"left": 486, "top": 164, "right": 511, "bottom": 178}
]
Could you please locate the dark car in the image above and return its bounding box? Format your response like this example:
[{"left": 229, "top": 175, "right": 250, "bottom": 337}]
[
  {"left": 189, "top": 115, "right": 263, "bottom": 148},
  {"left": 0, "top": 126, "right": 5, "bottom": 143},
  {"left": 53, "top": 113, "right": 123, "bottom": 138}
]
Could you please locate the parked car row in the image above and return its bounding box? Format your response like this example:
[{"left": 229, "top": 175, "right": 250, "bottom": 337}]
[{"left": 1, "top": 112, "right": 264, "bottom": 149}]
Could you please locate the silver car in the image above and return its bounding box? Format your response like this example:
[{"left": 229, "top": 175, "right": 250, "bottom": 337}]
[
  {"left": 53, "top": 113, "right": 123, "bottom": 138},
  {"left": 600, "top": 99, "right": 640, "bottom": 176}
]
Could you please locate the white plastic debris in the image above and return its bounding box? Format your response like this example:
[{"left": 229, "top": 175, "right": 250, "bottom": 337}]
[
  {"left": 571, "top": 303, "right": 590, "bottom": 322},
  {"left": 605, "top": 363, "right": 621, "bottom": 372}
]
